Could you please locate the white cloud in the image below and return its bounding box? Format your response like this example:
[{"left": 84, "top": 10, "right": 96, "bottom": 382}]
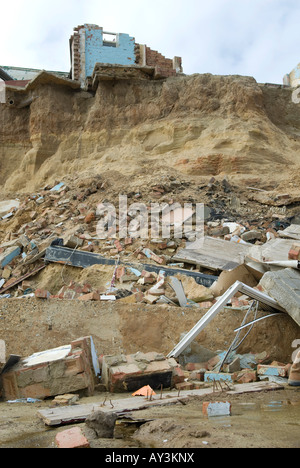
[{"left": 0, "top": 0, "right": 299, "bottom": 83}]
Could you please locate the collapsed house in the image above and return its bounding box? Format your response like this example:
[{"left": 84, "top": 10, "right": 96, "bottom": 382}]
[{"left": 69, "top": 23, "right": 183, "bottom": 88}]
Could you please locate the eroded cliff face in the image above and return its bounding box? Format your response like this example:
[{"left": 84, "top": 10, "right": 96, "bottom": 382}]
[{"left": 1, "top": 73, "right": 300, "bottom": 194}]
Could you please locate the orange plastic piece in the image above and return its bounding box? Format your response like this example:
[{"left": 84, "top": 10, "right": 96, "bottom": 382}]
[{"left": 132, "top": 385, "right": 156, "bottom": 397}]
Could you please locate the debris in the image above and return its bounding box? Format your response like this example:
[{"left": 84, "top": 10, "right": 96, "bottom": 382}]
[
  {"left": 1, "top": 336, "right": 99, "bottom": 400},
  {"left": 202, "top": 401, "right": 231, "bottom": 417},
  {"left": 0, "top": 200, "right": 20, "bottom": 218},
  {"left": 260, "top": 268, "right": 300, "bottom": 326},
  {"left": 44, "top": 244, "right": 218, "bottom": 288},
  {"left": 85, "top": 411, "right": 118, "bottom": 439},
  {"left": 172, "top": 236, "right": 252, "bottom": 272},
  {"left": 288, "top": 350, "right": 300, "bottom": 387},
  {"left": 257, "top": 363, "right": 289, "bottom": 378},
  {"left": 7, "top": 398, "right": 42, "bottom": 404},
  {"left": 167, "top": 281, "right": 286, "bottom": 359},
  {"left": 0, "top": 246, "right": 21, "bottom": 268},
  {"left": 132, "top": 385, "right": 156, "bottom": 397},
  {"left": 278, "top": 224, "right": 300, "bottom": 241},
  {"left": 55, "top": 426, "right": 90, "bottom": 448},
  {"left": 51, "top": 394, "right": 80, "bottom": 406},
  {"left": 101, "top": 352, "right": 178, "bottom": 393},
  {"left": 37, "top": 381, "right": 284, "bottom": 427}
]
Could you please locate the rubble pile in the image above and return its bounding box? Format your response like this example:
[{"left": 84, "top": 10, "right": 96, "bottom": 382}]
[
  {"left": 0, "top": 175, "right": 299, "bottom": 308},
  {"left": 0, "top": 173, "right": 299, "bottom": 408}
]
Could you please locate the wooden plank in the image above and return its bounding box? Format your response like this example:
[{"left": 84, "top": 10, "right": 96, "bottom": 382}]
[
  {"left": 227, "top": 381, "right": 284, "bottom": 394},
  {"left": 37, "top": 382, "right": 284, "bottom": 426},
  {"left": 0, "top": 263, "right": 46, "bottom": 294}
]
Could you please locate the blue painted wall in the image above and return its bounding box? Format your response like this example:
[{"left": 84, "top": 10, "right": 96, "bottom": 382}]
[{"left": 84, "top": 25, "right": 135, "bottom": 78}]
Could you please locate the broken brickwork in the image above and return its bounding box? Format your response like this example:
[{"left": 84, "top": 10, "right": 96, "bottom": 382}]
[
  {"left": 70, "top": 24, "right": 183, "bottom": 86},
  {"left": 0, "top": 336, "right": 98, "bottom": 400}
]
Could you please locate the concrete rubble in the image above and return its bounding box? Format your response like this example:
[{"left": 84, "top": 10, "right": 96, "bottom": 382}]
[
  {"left": 0, "top": 128, "right": 298, "bottom": 454},
  {"left": 0, "top": 175, "right": 299, "bottom": 408}
]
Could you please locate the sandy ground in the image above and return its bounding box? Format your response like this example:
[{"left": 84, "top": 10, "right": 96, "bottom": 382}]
[{"left": 0, "top": 386, "right": 299, "bottom": 449}]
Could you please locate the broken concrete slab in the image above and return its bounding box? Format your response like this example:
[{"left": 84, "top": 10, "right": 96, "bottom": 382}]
[
  {"left": 260, "top": 268, "right": 300, "bottom": 327},
  {"left": 278, "top": 224, "right": 300, "bottom": 241},
  {"left": 172, "top": 236, "right": 252, "bottom": 272},
  {"left": 85, "top": 411, "right": 118, "bottom": 439},
  {"left": 249, "top": 238, "right": 296, "bottom": 263}
]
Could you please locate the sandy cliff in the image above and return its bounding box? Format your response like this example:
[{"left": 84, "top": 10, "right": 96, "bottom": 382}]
[{"left": 1, "top": 73, "right": 300, "bottom": 195}]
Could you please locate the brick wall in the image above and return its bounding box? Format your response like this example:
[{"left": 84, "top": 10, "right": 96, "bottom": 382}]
[
  {"left": 145, "top": 46, "right": 177, "bottom": 78},
  {"left": 72, "top": 26, "right": 83, "bottom": 82}
]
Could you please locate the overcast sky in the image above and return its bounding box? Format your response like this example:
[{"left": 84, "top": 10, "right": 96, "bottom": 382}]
[{"left": 0, "top": 0, "right": 299, "bottom": 84}]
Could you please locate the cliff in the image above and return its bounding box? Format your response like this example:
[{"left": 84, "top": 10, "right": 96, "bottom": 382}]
[{"left": 1, "top": 72, "right": 300, "bottom": 196}]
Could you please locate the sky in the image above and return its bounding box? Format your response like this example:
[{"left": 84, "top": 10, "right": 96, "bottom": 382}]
[{"left": 0, "top": 0, "right": 299, "bottom": 84}]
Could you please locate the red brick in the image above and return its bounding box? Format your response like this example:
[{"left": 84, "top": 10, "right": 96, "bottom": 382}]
[
  {"left": 114, "top": 240, "right": 123, "bottom": 252},
  {"left": 34, "top": 289, "right": 51, "bottom": 299},
  {"left": 233, "top": 369, "right": 257, "bottom": 383},
  {"left": 84, "top": 212, "right": 95, "bottom": 224},
  {"left": 175, "top": 381, "right": 194, "bottom": 391},
  {"left": 78, "top": 292, "right": 100, "bottom": 301},
  {"left": 288, "top": 246, "right": 300, "bottom": 260},
  {"left": 190, "top": 371, "right": 204, "bottom": 381},
  {"left": 55, "top": 427, "right": 90, "bottom": 449},
  {"left": 172, "top": 366, "right": 185, "bottom": 384}
]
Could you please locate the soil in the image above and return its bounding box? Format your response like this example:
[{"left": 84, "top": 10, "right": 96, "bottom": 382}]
[{"left": 0, "top": 387, "right": 299, "bottom": 449}]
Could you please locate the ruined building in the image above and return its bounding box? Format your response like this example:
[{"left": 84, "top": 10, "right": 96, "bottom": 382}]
[
  {"left": 0, "top": 23, "right": 182, "bottom": 108},
  {"left": 0, "top": 23, "right": 183, "bottom": 105},
  {"left": 69, "top": 24, "right": 183, "bottom": 88}
]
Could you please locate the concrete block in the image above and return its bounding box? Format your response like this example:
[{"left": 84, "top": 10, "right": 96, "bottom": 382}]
[
  {"left": 224, "top": 357, "right": 241, "bottom": 373},
  {"left": 202, "top": 401, "right": 231, "bottom": 417},
  {"left": 257, "top": 364, "right": 288, "bottom": 377},
  {"left": 204, "top": 371, "right": 234, "bottom": 383},
  {"left": 260, "top": 268, "right": 300, "bottom": 327},
  {"left": 64, "top": 235, "right": 84, "bottom": 249}
]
